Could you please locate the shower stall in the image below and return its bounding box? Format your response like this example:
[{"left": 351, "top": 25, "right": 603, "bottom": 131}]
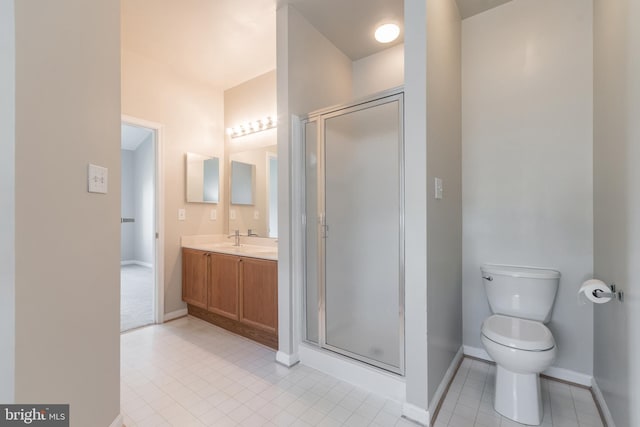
[{"left": 302, "top": 90, "right": 405, "bottom": 375}]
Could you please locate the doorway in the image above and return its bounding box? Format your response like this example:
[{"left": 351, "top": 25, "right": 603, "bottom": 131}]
[{"left": 120, "top": 117, "right": 164, "bottom": 331}]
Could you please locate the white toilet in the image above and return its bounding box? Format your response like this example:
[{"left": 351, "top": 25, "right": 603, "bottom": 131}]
[{"left": 480, "top": 264, "right": 560, "bottom": 426}]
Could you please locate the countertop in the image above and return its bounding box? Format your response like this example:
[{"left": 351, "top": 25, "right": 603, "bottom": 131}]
[{"left": 181, "top": 234, "right": 278, "bottom": 261}]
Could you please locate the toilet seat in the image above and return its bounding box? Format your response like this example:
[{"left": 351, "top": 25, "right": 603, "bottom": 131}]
[{"left": 482, "top": 314, "right": 554, "bottom": 351}]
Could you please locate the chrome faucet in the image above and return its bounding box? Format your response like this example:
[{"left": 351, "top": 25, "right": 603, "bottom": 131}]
[
  {"left": 227, "top": 229, "right": 241, "bottom": 246},
  {"left": 247, "top": 229, "right": 258, "bottom": 237}
]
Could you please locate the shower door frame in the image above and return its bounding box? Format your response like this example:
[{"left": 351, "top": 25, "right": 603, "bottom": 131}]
[{"left": 302, "top": 89, "right": 406, "bottom": 376}]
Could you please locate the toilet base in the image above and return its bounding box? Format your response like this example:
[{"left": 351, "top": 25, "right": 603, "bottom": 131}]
[{"left": 494, "top": 365, "right": 543, "bottom": 425}]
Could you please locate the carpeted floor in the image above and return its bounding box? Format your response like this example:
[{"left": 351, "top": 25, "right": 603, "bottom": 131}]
[{"left": 121, "top": 264, "right": 154, "bottom": 332}]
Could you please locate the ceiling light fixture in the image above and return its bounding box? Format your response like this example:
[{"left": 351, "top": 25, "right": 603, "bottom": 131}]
[{"left": 375, "top": 23, "right": 400, "bottom": 44}]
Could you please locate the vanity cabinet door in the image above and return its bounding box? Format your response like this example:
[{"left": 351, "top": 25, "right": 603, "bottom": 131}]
[
  {"left": 182, "top": 248, "right": 208, "bottom": 308},
  {"left": 208, "top": 253, "right": 240, "bottom": 320},
  {"left": 239, "top": 258, "right": 278, "bottom": 333}
]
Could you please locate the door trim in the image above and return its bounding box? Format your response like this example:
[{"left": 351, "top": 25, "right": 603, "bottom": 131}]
[{"left": 121, "top": 114, "right": 165, "bottom": 325}]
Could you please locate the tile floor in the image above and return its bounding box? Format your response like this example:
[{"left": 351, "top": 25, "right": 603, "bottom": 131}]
[
  {"left": 121, "top": 317, "right": 605, "bottom": 427},
  {"left": 121, "top": 265, "right": 154, "bottom": 332},
  {"left": 433, "top": 358, "right": 604, "bottom": 427},
  {"left": 121, "top": 316, "right": 417, "bottom": 426}
]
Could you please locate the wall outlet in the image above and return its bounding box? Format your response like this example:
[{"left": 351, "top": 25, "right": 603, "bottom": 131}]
[
  {"left": 210, "top": 209, "right": 217, "bottom": 221},
  {"left": 88, "top": 164, "right": 108, "bottom": 194},
  {"left": 178, "top": 208, "right": 186, "bottom": 221},
  {"left": 254, "top": 210, "right": 260, "bottom": 220}
]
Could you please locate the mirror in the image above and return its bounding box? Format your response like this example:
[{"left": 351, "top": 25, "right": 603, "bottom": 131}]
[
  {"left": 228, "top": 145, "right": 277, "bottom": 238},
  {"left": 230, "top": 161, "right": 255, "bottom": 205},
  {"left": 186, "top": 152, "right": 220, "bottom": 203}
]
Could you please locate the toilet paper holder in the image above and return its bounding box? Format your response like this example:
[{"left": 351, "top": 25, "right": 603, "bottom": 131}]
[{"left": 592, "top": 284, "right": 624, "bottom": 302}]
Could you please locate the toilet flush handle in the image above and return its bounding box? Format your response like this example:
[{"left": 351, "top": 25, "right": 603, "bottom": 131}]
[{"left": 482, "top": 275, "right": 493, "bottom": 282}]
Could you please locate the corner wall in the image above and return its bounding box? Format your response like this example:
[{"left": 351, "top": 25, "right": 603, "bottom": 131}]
[
  {"left": 14, "top": 1, "right": 120, "bottom": 425},
  {"left": 593, "top": 0, "right": 640, "bottom": 425},
  {"left": 426, "top": 0, "right": 462, "bottom": 404},
  {"left": 0, "top": 0, "right": 16, "bottom": 403},
  {"left": 276, "top": 4, "right": 352, "bottom": 357},
  {"left": 121, "top": 49, "right": 225, "bottom": 314},
  {"left": 462, "top": 0, "right": 594, "bottom": 376}
]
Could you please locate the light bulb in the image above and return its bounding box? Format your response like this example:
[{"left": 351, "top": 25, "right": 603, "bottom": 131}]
[{"left": 375, "top": 23, "right": 400, "bottom": 43}]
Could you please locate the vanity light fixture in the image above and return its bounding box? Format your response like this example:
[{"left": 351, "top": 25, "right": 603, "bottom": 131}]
[
  {"left": 227, "top": 115, "right": 276, "bottom": 139},
  {"left": 374, "top": 23, "right": 400, "bottom": 43}
]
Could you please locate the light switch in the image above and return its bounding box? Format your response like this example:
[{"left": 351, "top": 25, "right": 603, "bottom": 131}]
[
  {"left": 254, "top": 210, "right": 260, "bottom": 220},
  {"left": 230, "top": 209, "right": 236, "bottom": 220},
  {"left": 88, "top": 164, "right": 108, "bottom": 194},
  {"left": 435, "top": 177, "right": 443, "bottom": 200},
  {"left": 178, "top": 208, "right": 186, "bottom": 221},
  {"left": 210, "top": 209, "right": 217, "bottom": 221}
]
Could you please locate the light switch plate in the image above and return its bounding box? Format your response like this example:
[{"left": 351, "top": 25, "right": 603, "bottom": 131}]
[
  {"left": 88, "top": 164, "right": 108, "bottom": 194},
  {"left": 230, "top": 209, "right": 236, "bottom": 220},
  {"left": 210, "top": 209, "right": 217, "bottom": 221},
  {"left": 254, "top": 210, "right": 260, "bottom": 220},
  {"left": 435, "top": 177, "right": 443, "bottom": 200},
  {"left": 178, "top": 208, "right": 186, "bottom": 221}
]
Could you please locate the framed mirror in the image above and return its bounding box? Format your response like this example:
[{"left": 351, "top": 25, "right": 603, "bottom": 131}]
[
  {"left": 186, "top": 152, "right": 220, "bottom": 203},
  {"left": 227, "top": 145, "right": 277, "bottom": 238},
  {"left": 230, "top": 160, "right": 255, "bottom": 205}
]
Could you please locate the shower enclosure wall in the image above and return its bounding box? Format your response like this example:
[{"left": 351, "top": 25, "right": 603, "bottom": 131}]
[{"left": 302, "top": 90, "right": 405, "bottom": 375}]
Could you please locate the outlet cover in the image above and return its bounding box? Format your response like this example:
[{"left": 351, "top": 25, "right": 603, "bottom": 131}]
[{"left": 88, "top": 164, "right": 108, "bottom": 194}]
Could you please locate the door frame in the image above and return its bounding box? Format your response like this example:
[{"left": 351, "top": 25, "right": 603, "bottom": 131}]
[{"left": 121, "top": 115, "right": 165, "bottom": 325}]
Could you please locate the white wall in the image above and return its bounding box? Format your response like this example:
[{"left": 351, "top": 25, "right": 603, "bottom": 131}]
[
  {"left": 121, "top": 49, "right": 225, "bottom": 314},
  {"left": 276, "top": 4, "right": 353, "bottom": 357},
  {"left": 0, "top": 0, "right": 15, "bottom": 403},
  {"left": 403, "top": 0, "right": 430, "bottom": 416},
  {"left": 13, "top": 1, "right": 120, "bottom": 425},
  {"left": 121, "top": 149, "right": 134, "bottom": 261},
  {"left": 462, "top": 0, "right": 594, "bottom": 375},
  {"left": 593, "top": 0, "right": 640, "bottom": 425},
  {"left": 133, "top": 135, "right": 154, "bottom": 264},
  {"left": 426, "top": 0, "right": 462, "bottom": 405},
  {"left": 352, "top": 44, "right": 404, "bottom": 99}
]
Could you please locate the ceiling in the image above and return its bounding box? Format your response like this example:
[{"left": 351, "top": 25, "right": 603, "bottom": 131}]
[
  {"left": 455, "top": 0, "right": 513, "bottom": 19},
  {"left": 121, "top": 124, "right": 152, "bottom": 151},
  {"left": 122, "top": 0, "right": 510, "bottom": 91}
]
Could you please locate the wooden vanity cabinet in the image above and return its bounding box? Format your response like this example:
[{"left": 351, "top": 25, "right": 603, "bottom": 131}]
[
  {"left": 182, "top": 248, "right": 208, "bottom": 308},
  {"left": 208, "top": 253, "right": 240, "bottom": 320},
  {"left": 240, "top": 258, "right": 278, "bottom": 333},
  {"left": 182, "top": 248, "right": 278, "bottom": 349}
]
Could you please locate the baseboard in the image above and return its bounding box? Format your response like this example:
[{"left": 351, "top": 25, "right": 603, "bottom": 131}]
[
  {"left": 109, "top": 413, "right": 123, "bottom": 427},
  {"left": 402, "top": 402, "right": 429, "bottom": 426},
  {"left": 120, "top": 260, "right": 153, "bottom": 268},
  {"left": 298, "top": 343, "right": 406, "bottom": 402},
  {"left": 591, "top": 377, "right": 616, "bottom": 427},
  {"left": 276, "top": 351, "right": 300, "bottom": 367},
  {"left": 463, "top": 345, "right": 593, "bottom": 386},
  {"left": 429, "top": 346, "right": 464, "bottom": 416},
  {"left": 163, "top": 308, "right": 188, "bottom": 322}
]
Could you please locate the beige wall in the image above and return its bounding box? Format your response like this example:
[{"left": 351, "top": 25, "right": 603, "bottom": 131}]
[
  {"left": 352, "top": 44, "right": 404, "bottom": 99},
  {"left": 13, "top": 1, "right": 121, "bottom": 425},
  {"left": 426, "top": 0, "right": 462, "bottom": 406},
  {"left": 224, "top": 70, "right": 277, "bottom": 238},
  {"left": 121, "top": 49, "right": 225, "bottom": 314},
  {"left": 594, "top": 0, "right": 640, "bottom": 425},
  {"left": 462, "top": 0, "right": 594, "bottom": 376}
]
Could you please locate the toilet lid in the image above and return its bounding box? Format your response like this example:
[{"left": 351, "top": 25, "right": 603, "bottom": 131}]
[{"left": 482, "top": 315, "right": 555, "bottom": 351}]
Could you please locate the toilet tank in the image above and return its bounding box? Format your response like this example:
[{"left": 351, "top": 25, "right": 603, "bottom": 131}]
[{"left": 481, "top": 264, "right": 560, "bottom": 323}]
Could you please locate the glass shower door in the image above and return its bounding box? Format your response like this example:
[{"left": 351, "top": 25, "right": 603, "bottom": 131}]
[{"left": 320, "top": 94, "right": 404, "bottom": 374}]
